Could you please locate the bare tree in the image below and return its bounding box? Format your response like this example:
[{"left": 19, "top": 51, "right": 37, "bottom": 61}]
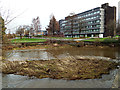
[
  {"left": 78, "top": 17, "right": 85, "bottom": 38},
  {"left": 65, "top": 13, "right": 77, "bottom": 38},
  {"left": 16, "top": 26, "right": 24, "bottom": 39},
  {"left": 0, "top": 16, "right": 7, "bottom": 43},
  {"left": 0, "top": 0, "right": 26, "bottom": 36},
  {"left": 23, "top": 25, "right": 31, "bottom": 38},
  {"left": 0, "top": 5, "right": 21, "bottom": 25},
  {"left": 32, "top": 16, "right": 41, "bottom": 36},
  {"left": 116, "top": 21, "right": 120, "bottom": 35}
]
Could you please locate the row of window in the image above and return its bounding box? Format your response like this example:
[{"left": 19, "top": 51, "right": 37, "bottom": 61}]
[
  {"left": 64, "top": 19, "right": 101, "bottom": 27},
  {"left": 64, "top": 17, "right": 101, "bottom": 26},
  {"left": 64, "top": 29, "right": 100, "bottom": 34},
  {"left": 63, "top": 24, "right": 101, "bottom": 29},
  {"left": 85, "top": 24, "right": 100, "bottom": 28},
  {"left": 72, "top": 29, "right": 100, "bottom": 34},
  {"left": 84, "top": 15, "right": 100, "bottom": 21},
  {"left": 87, "top": 20, "right": 100, "bottom": 24},
  {"left": 77, "top": 10, "right": 100, "bottom": 19},
  {"left": 81, "top": 29, "right": 100, "bottom": 33},
  {"left": 67, "top": 15, "right": 100, "bottom": 23}
]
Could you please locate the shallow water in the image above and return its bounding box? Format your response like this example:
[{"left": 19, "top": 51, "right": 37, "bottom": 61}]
[
  {"left": 2, "top": 46, "right": 120, "bottom": 88},
  {"left": 2, "top": 69, "right": 118, "bottom": 88},
  {"left": 5, "top": 47, "right": 120, "bottom": 61},
  {"left": 5, "top": 49, "right": 55, "bottom": 61}
]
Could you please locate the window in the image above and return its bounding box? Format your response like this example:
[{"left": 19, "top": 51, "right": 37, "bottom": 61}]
[
  {"left": 97, "top": 11, "right": 100, "bottom": 13},
  {"left": 96, "top": 20, "right": 100, "bottom": 23},
  {"left": 97, "top": 25, "right": 100, "bottom": 27},
  {"left": 94, "top": 12, "right": 96, "bottom": 14}
]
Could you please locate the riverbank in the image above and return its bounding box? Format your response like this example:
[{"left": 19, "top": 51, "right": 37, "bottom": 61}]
[
  {"left": 3, "top": 43, "right": 118, "bottom": 51},
  {"left": 2, "top": 56, "right": 119, "bottom": 80},
  {"left": 3, "top": 37, "right": 120, "bottom": 50}
]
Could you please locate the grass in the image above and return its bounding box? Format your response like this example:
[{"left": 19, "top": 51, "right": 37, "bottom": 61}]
[
  {"left": 83, "top": 38, "right": 118, "bottom": 43},
  {"left": 41, "top": 36, "right": 73, "bottom": 39},
  {"left": 51, "top": 37, "right": 73, "bottom": 39},
  {"left": 11, "top": 38, "right": 47, "bottom": 43}
]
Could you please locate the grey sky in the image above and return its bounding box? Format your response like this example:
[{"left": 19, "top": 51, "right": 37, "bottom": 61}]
[{"left": 1, "top": 0, "right": 119, "bottom": 33}]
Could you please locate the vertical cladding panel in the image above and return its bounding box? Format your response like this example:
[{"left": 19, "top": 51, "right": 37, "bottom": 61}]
[{"left": 100, "top": 8, "right": 104, "bottom": 33}]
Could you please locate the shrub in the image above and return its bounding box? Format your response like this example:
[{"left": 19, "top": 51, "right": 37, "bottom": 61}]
[
  {"left": 34, "top": 35, "right": 43, "bottom": 37},
  {"left": 103, "top": 38, "right": 117, "bottom": 43},
  {"left": 118, "top": 37, "right": 120, "bottom": 43}
]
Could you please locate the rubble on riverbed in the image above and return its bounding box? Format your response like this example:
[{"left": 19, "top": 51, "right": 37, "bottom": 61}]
[{"left": 2, "top": 56, "right": 119, "bottom": 80}]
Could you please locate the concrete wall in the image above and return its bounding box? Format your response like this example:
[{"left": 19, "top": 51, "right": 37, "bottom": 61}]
[{"left": 100, "top": 8, "right": 104, "bottom": 33}]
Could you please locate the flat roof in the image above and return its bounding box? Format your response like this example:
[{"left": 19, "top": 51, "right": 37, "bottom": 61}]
[{"left": 77, "top": 7, "right": 100, "bottom": 16}]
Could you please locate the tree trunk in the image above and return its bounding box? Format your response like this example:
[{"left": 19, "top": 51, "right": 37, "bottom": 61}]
[
  {"left": 20, "top": 34, "right": 22, "bottom": 39},
  {"left": 79, "top": 34, "right": 80, "bottom": 38}
]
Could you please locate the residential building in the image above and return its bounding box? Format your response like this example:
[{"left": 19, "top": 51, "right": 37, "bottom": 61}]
[{"left": 59, "top": 3, "right": 116, "bottom": 38}]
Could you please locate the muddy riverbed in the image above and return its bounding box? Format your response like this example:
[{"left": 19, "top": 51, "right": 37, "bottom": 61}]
[
  {"left": 2, "top": 56, "right": 118, "bottom": 80},
  {"left": 2, "top": 46, "right": 120, "bottom": 88}
]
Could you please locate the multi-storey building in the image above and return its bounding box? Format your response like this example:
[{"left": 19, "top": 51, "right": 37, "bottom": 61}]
[
  {"left": 118, "top": 1, "right": 120, "bottom": 23},
  {"left": 59, "top": 3, "right": 116, "bottom": 38}
]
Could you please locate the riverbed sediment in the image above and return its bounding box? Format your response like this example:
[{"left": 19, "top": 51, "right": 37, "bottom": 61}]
[{"left": 2, "top": 56, "right": 119, "bottom": 80}]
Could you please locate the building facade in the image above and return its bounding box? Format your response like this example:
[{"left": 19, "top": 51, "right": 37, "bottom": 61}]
[
  {"left": 59, "top": 3, "right": 116, "bottom": 38},
  {"left": 118, "top": 1, "right": 120, "bottom": 23}
]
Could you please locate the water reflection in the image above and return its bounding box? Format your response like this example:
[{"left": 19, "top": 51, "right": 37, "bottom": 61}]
[
  {"left": 5, "top": 49, "right": 55, "bottom": 61},
  {"left": 49, "top": 47, "right": 120, "bottom": 60},
  {"left": 5, "top": 47, "right": 120, "bottom": 61}
]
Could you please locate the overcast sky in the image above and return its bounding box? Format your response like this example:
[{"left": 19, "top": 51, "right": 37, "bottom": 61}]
[{"left": 1, "top": 0, "right": 119, "bottom": 33}]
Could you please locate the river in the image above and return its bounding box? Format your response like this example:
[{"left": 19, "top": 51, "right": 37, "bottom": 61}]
[{"left": 2, "top": 46, "right": 120, "bottom": 88}]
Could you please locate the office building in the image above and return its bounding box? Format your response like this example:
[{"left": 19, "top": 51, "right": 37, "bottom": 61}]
[
  {"left": 59, "top": 3, "right": 116, "bottom": 38},
  {"left": 118, "top": 1, "right": 120, "bottom": 23}
]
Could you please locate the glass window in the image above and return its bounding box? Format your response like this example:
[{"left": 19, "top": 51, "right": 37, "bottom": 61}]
[
  {"left": 96, "top": 20, "right": 100, "bottom": 23},
  {"left": 97, "top": 11, "right": 100, "bottom": 13}
]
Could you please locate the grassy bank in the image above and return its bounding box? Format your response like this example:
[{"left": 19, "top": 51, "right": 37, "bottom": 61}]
[
  {"left": 11, "top": 38, "right": 47, "bottom": 43},
  {"left": 49, "top": 37, "right": 72, "bottom": 39},
  {"left": 83, "top": 38, "right": 119, "bottom": 43},
  {"left": 12, "top": 44, "right": 71, "bottom": 50},
  {"left": 2, "top": 56, "right": 118, "bottom": 80}
]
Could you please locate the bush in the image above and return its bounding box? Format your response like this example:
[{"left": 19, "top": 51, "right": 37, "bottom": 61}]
[
  {"left": 103, "top": 38, "right": 117, "bottom": 43},
  {"left": 118, "top": 37, "right": 120, "bottom": 43},
  {"left": 34, "top": 35, "right": 43, "bottom": 37}
]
